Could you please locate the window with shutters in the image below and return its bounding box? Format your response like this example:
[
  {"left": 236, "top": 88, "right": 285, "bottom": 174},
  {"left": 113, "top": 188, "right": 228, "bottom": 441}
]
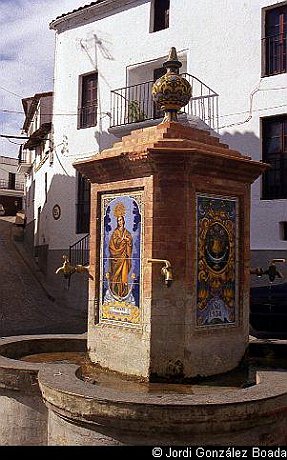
[
  {"left": 78, "top": 72, "right": 98, "bottom": 129},
  {"left": 262, "top": 115, "right": 287, "bottom": 199},
  {"left": 262, "top": 5, "right": 287, "bottom": 76},
  {"left": 76, "top": 173, "right": 91, "bottom": 234},
  {"left": 152, "top": 0, "right": 170, "bottom": 32}
]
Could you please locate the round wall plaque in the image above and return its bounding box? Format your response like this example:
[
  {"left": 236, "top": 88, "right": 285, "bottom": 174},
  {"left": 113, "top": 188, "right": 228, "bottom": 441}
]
[{"left": 52, "top": 204, "right": 61, "bottom": 220}]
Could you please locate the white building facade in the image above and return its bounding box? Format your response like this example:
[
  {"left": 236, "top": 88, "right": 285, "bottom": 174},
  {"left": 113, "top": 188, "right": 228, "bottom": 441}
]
[
  {"left": 18, "top": 92, "right": 53, "bottom": 260},
  {"left": 0, "top": 156, "right": 24, "bottom": 215},
  {"left": 23, "top": 0, "right": 287, "bottom": 309}
]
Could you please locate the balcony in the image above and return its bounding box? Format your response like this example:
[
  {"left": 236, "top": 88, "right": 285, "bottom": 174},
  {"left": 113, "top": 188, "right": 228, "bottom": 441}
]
[
  {"left": 17, "top": 149, "right": 33, "bottom": 174},
  {"left": 109, "top": 73, "right": 219, "bottom": 137},
  {"left": 262, "top": 33, "right": 287, "bottom": 76},
  {"left": 0, "top": 179, "right": 24, "bottom": 192}
]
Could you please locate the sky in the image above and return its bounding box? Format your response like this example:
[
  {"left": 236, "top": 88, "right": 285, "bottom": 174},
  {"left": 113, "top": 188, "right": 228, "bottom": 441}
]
[{"left": 0, "top": 0, "right": 89, "bottom": 157}]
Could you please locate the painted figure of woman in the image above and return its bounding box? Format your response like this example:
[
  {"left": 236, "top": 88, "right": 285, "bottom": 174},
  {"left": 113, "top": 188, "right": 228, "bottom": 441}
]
[{"left": 109, "top": 213, "right": 133, "bottom": 298}]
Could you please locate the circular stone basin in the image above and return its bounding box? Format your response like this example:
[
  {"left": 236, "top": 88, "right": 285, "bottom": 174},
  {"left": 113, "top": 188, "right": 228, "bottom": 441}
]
[
  {"left": 0, "top": 334, "right": 86, "bottom": 446},
  {"left": 22, "top": 351, "right": 248, "bottom": 394},
  {"left": 21, "top": 341, "right": 287, "bottom": 396},
  {"left": 0, "top": 336, "right": 286, "bottom": 446},
  {"left": 37, "top": 339, "right": 287, "bottom": 446}
]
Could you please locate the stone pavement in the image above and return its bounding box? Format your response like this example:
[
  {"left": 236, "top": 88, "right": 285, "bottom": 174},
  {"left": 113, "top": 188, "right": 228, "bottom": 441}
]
[{"left": 0, "top": 217, "right": 86, "bottom": 336}]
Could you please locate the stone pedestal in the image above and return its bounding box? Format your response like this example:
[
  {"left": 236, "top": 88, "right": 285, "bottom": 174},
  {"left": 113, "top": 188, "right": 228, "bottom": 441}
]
[{"left": 75, "top": 122, "right": 266, "bottom": 380}]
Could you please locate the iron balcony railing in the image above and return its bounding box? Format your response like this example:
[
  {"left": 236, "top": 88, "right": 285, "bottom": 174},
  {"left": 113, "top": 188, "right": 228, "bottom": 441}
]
[
  {"left": 69, "top": 233, "right": 90, "bottom": 267},
  {"left": 262, "top": 33, "right": 287, "bottom": 76},
  {"left": 0, "top": 179, "right": 24, "bottom": 191},
  {"left": 78, "top": 104, "right": 98, "bottom": 129},
  {"left": 110, "top": 73, "right": 219, "bottom": 131}
]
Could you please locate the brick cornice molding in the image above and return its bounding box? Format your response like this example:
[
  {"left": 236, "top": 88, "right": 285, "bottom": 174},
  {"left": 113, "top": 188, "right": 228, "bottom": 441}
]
[{"left": 74, "top": 122, "right": 268, "bottom": 185}]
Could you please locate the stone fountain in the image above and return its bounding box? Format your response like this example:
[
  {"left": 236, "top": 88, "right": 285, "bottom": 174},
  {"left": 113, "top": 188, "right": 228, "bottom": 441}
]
[
  {"left": 0, "top": 48, "right": 286, "bottom": 446},
  {"left": 73, "top": 47, "right": 266, "bottom": 381}
]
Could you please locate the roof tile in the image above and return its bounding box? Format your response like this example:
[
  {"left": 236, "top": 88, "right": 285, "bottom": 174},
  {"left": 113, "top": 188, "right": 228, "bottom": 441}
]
[{"left": 53, "top": 1, "right": 105, "bottom": 22}]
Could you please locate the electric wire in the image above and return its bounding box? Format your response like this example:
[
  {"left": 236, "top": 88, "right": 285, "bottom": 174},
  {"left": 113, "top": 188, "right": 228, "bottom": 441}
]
[
  {"left": 0, "top": 82, "right": 286, "bottom": 140},
  {"left": 7, "top": 138, "right": 26, "bottom": 146},
  {"left": 0, "top": 85, "right": 286, "bottom": 119},
  {"left": 0, "top": 84, "right": 22, "bottom": 98},
  {"left": 54, "top": 149, "right": 70, "bottom": 176},
  {"left": 218, "top": 82, "right": 287, "bottom": 129}
]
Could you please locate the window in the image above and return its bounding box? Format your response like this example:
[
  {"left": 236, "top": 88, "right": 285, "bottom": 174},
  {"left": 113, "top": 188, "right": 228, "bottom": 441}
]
[
  {"left": 78, "top": 72, "right": 98, "bottom": 129},
  {"left": 8, "top": 172, "right": 16, "bottom": 190},
  {"left": 152, "top": 0, "right": 170, "bottom": 32},
  {"left": 45, "top": 172, "right": 48, "bottom": 203},
  {"left": 76, "top": 173, "right": 91, "bottom": 234},
  {"left": 263, "top": 5, "right": 287, "bottom": 76},
  {"left": 279, "top": 221, "right": 287, "bottom": 240},
  {"left": 262, "top": 115, "right": 287, "bottom": 199},
  {"left": 31, "top": 180, "right": 35, "bottom": 203}
]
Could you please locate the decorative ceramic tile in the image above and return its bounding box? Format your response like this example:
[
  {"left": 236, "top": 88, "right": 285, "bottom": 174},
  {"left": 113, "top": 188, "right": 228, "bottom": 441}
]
[
  {"left": 99, "top": 191, "right": 143, "bottom": 325},
  {"left": 196, "top": 194, "right": 238, "bottom": 327}
]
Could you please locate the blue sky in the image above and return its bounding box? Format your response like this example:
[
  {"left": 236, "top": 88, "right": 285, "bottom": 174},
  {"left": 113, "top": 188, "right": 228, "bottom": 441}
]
[{"left": 0, "top": 0, "right": 87, "bottom": 157}]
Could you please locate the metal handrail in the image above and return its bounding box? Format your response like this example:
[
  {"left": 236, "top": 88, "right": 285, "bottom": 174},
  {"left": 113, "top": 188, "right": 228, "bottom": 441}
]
[
  {"left": 69, "top": 233, "right": 90, "bottom": 267},
  {"left": 110, "top": 73, "right": 219, "bottom": 131}
]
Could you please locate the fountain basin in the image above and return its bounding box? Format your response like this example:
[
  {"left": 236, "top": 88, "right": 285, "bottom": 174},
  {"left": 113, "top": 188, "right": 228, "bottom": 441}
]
[
  {"left": 0, "top": 334, "right": 86, "bottom": 446},
  {"left": 0, "top": 334, "right": 286, "bottom": 446},
  {"left": 37, "top": 340, "right": 287, "bottom": 446}
]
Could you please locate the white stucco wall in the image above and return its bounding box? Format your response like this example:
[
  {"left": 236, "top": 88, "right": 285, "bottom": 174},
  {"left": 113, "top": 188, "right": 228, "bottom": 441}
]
[
  {"left": 0, "top": 156, "right": 23, "bottom": 183},
  {"left": 47, "top": 0, "right": 287, "bottom": 251}
]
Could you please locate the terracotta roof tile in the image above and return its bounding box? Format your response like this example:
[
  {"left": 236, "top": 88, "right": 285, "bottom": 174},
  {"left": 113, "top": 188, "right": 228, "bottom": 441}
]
[{"left": 53, "top": 1, "right": 105, "bottom": 22}]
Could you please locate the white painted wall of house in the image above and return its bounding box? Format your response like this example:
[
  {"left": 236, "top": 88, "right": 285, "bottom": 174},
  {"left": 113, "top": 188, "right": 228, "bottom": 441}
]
[
  {"left": 46, "top": 0, "right": 287, "bottom": 253},
  {"left": 0, "top": 156, "right": 24, "bottom": 187}
]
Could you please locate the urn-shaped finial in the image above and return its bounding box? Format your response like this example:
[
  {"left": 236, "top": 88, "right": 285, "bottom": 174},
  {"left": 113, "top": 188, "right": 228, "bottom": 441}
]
[{"left": 152, "top": 47, "right": 192, "bottom": 122}]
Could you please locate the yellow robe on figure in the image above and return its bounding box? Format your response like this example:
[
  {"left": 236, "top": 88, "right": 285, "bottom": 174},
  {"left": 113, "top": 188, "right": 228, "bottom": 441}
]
[{"left": 109, "top": 226, "right": 133, "bottom": 298}]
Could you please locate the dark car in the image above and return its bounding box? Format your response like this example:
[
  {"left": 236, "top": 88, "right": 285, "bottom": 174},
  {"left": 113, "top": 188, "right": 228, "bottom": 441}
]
[{"left": 250, "top": 282, "right": 287, "bottom": 336}]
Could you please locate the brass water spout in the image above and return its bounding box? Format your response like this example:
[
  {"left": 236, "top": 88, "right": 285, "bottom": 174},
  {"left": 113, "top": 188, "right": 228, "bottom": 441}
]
[
  {"left": 250, "top": 258, "right": 286, "bottom": 283},
  {"left": 56, "top": 255, "right": 92, "bottom": 287},
  {"left": 56, "top": 255, "right": 76, "bottom": 278},
  {"left": 147, "top": 258, "right": 173, "bottom": 287}
]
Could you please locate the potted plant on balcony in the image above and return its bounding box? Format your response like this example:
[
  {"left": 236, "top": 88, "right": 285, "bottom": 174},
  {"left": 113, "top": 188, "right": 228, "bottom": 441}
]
[{"left": 127, "top": 100, "right": 147, "bottom": 123}]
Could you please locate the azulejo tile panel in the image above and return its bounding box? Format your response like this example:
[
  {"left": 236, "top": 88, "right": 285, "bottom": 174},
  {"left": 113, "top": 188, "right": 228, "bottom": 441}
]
[
  {"left": 99, "top": 191, "right": 143, "bottom": 326},
  {"left": 196, "top": 194, "right": 238, "bottom": 327}
]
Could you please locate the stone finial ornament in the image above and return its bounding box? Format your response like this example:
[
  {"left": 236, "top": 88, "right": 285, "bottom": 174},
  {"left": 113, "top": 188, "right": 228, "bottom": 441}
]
[{"left": 152, "top": 47, "right": 192, "bottom": 122}]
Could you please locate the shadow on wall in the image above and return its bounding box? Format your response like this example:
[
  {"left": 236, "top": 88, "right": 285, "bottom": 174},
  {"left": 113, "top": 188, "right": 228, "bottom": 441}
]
[
  {"left": 24, "top": 172, "right": 89, "bottom": 329},
  {"left": 221, "top": 130, "right": 287, "bottom": 289},
  {"left": 94, "top": 129, "right": 118, "bottom": 151},
  {"left": 221, "top": 130, "right": 261, "bottom": 160}
]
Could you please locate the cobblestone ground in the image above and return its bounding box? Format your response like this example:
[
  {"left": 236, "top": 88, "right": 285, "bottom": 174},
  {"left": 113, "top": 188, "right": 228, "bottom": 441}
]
[{"left": 0, "top": 217, "right": 86, "bottom": 336}]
